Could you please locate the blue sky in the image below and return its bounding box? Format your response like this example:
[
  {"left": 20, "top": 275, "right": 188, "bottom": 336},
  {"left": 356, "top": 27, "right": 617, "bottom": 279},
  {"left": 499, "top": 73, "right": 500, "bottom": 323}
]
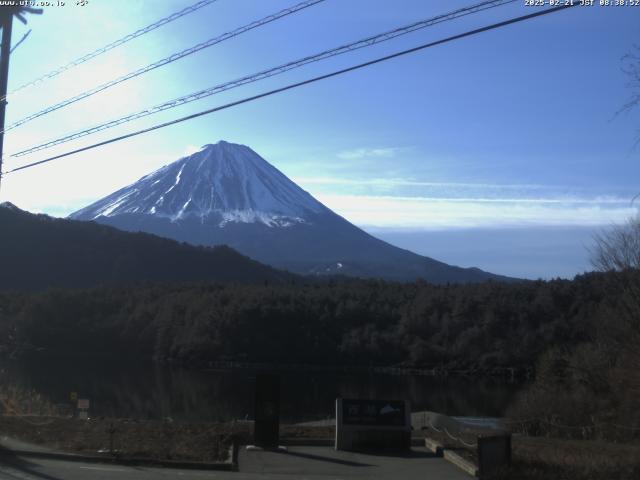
[{"left": 0, "top": 0, "right": 638, "bottom": 279}]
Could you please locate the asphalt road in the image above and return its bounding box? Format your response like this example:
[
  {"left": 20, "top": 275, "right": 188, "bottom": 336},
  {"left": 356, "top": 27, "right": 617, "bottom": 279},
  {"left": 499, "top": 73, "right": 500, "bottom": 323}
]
[
  {"left": 0, "top": 454, "right": 221, "bottom": 480},
  {"left": 0, "top": 446, "right": 471, "bottom": 479},
  {"left": 239, "top": 446, "right": 471, "bottom": 479}
]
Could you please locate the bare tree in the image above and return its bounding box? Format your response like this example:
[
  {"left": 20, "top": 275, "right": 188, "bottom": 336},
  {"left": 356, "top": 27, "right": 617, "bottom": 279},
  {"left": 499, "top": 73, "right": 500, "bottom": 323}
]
[
  {"left": 590, "top": 216, "right": 640, "bottom": 272},
  {"left": 589, "top": 218, "right": 640, "bottom": 429},
  {"left": 619, "top": 45, "right": 640, "bottom": 147},
  {"left": 620, "top": 46, "right": 640, "bottom": 114}
]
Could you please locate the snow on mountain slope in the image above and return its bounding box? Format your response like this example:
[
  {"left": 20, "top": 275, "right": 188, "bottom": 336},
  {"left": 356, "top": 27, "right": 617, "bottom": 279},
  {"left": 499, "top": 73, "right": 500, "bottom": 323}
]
[{"left": 70, "top": 141, "right": 326, "bottom": 227}]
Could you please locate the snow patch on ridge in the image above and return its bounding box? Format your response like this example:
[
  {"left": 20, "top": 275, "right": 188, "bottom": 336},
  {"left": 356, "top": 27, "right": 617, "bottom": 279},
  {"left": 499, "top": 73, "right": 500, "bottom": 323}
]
[
  {"left": 91, "top": 189, "right": 137, "bottom": 219},
  {"left": 164, "top": 163, "right": 186, "bottom": 196},
  {"left": 218, "top": 209, "right": 306, "bottom": 228},
  {"left": 173, "top": 199, "right": 192, "bottom": 221}
]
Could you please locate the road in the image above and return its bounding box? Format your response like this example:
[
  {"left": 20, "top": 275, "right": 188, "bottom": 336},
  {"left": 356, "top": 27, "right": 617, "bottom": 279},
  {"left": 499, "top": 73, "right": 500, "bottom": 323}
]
[
  {"left": 0, "top": 454, "right": 217, "bottom": 480},
  {"left": 0, "top": 446, "right": 471, "bottom": 479}
]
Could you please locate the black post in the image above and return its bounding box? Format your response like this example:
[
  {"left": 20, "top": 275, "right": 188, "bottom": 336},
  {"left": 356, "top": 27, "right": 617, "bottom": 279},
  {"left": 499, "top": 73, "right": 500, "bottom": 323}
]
[
  {"left": 254, "top": 373, "right": 280, "bottom": 449},
  {"left": 0, "top": 11, "right": 13, "bottom": 188}
]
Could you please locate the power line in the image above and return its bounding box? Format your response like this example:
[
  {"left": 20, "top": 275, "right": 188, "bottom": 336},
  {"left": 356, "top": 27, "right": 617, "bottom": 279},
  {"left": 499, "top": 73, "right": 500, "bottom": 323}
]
[
  {"left": 10, "top": 0, "right": 516, "bottom": 158},
  {"left": 2, "top": 0, "right": 326, "bottom": 133},
  {"left": 1, "top": 0, "right": 219, "bottom": 102},
  {"left": 3, "top": 3, "right": 578, "bottom": 176},
  {"left": 9, "top": 29, "right": 31, "bottom": 54}
]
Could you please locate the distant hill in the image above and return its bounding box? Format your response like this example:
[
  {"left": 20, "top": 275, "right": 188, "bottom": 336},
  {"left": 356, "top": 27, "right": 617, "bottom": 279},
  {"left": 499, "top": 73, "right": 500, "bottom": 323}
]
[
  {"left": 0, "top": 202, "right": 294, "bottom": 291},
  {"left": 70, "top": 141, "right": 515, "bottom": 283}
]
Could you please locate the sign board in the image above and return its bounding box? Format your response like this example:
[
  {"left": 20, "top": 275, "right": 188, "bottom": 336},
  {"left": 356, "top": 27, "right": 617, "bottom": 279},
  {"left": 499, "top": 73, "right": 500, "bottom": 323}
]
[
  {"left": 77, "top": 398, "right": 90, "bottom": 410},
  {"left": 70, "top": 392, "right": 78, "bottom": 402},
  {"left": 78, "top": 410, "right": 89, "bottom": 420},
  {"left": 342, "top": 399, "right": 406, "bottom": 426},
  {"left": 253, "top": 374, "right": 280, "bottom": 448},
  {"left": 336, "top": 398, "right": 411, "bottom": 451}
]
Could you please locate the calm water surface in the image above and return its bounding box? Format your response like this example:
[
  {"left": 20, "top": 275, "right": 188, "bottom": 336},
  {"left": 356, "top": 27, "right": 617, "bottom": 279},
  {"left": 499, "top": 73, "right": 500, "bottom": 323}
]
[{"left": 1, "top": 357, "right": 522, "bottom": 423}]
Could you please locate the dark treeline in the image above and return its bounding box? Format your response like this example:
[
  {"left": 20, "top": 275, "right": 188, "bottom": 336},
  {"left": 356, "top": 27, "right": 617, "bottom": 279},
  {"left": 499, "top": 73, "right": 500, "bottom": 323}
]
[{"left": 0, "top": 270, "right": 629, "bottom": 371}]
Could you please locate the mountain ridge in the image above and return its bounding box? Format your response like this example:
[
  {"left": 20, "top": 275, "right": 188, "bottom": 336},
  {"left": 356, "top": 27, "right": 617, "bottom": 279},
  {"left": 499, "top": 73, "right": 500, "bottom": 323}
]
[
  {"left": 0, "top": 202, "right": 295, "bottom": 291},
  {"left": 70, "top": 141, "right": 515, "bottom": 284}
]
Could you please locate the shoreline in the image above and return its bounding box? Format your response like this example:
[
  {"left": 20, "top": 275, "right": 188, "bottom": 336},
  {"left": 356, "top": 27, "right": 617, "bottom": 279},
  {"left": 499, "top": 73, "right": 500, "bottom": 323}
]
[{"left": 1, "top": 353, "right": 533, "bottom": 380}]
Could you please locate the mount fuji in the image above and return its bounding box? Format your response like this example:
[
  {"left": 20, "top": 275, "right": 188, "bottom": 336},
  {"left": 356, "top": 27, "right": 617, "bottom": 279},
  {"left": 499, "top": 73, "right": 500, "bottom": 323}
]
[{"left": 70, "top": 141, "right": 511, "bottom": 283}]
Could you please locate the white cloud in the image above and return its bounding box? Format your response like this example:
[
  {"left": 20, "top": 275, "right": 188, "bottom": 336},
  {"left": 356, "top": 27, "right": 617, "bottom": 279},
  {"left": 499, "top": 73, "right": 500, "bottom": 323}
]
[
  {"left": 294, "top": 176, "right": 545, "bottom": 189},
  {"left": 295, "top": 176, "right": 635, "bottom": 206},
  {"left": 315, "top": 194, "right": 638, "bottom": 230},
  {"left": 336, "top": 147, "right": 402, "bottom": 160}
]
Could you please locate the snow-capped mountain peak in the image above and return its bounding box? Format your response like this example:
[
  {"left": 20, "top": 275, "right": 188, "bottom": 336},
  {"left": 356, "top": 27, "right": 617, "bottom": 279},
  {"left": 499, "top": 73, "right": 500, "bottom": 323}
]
[
  {"left": 69, "top": 141, "right": 511, "bottom": 283},
  {"left": 70, "top": 141, "right": 326, "bottom": 227}
]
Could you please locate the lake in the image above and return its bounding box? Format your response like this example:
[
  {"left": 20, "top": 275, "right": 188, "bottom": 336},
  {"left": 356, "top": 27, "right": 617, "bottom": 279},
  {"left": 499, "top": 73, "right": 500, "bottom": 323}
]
[{"left": 0, "top": 357, "right": 522, "bottom": 423}]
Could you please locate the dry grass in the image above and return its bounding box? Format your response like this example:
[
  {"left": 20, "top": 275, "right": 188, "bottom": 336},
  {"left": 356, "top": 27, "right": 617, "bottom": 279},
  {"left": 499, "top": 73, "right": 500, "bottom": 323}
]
[
  {"left": 0, "top": 415, "right": 335, "bottom": 462},
  {"left": 503, "top": 436, "right": 640, "bottom": 480},
  {"left": 0, "top": 415, "right": 242, "bottom": 462},
  {"left": 421, "top": 429, "right": 640, "bottom": 480},
  {"left": 0, "top": 386, "right": 57, "bottom": 417}
]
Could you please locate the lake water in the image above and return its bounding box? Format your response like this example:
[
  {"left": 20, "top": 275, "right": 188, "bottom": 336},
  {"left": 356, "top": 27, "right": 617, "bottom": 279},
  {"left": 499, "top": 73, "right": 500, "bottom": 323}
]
[{"left": 0, "top": 357, "right": 522, "bottom": 423}]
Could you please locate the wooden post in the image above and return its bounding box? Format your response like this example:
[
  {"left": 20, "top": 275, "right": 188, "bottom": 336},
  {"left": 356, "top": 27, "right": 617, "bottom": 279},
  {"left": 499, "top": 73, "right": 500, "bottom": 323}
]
[{"left": 0, "top": 11, "right": 12, "bottom": 188}]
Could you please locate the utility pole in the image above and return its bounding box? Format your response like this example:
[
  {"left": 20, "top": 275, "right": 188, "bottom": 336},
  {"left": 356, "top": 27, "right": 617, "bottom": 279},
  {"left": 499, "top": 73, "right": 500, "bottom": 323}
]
[
  {"left": 0, "top": 5, "right": 41, "bottom": 189},
  {"left": 0, "top": 9, "right": 13, "bottom": 188}
]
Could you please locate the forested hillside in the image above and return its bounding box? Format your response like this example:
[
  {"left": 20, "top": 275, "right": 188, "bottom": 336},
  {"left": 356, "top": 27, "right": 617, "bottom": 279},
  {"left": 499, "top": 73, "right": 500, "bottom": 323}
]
[
  {"left": 0, "top": 203, "right": 294, "bottom": 290},
  {"left": 1, "top": 270, "right": 628, "bottom": 371}
]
